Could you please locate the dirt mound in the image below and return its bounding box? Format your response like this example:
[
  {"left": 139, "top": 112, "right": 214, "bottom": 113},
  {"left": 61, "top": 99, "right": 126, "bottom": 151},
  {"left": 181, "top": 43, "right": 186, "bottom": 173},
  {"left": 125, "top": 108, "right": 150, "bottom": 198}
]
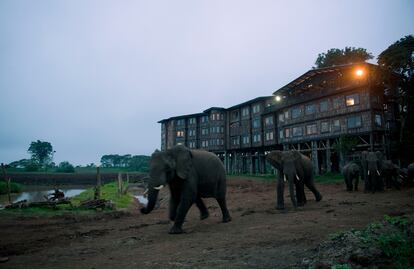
[{"left": 302, "top": 213, "right": 414, "bottom": 269}]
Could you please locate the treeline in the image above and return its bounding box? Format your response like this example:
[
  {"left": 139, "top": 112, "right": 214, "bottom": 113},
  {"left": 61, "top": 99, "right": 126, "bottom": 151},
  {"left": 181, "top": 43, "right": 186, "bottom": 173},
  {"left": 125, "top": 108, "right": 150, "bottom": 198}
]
[{"left": 100, "top": 154, "right": 150, "bottom": 172}]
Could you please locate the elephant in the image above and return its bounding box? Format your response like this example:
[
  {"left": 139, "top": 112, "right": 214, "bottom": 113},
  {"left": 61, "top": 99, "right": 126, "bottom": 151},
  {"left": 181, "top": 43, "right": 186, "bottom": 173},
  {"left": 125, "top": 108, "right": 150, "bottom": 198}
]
[
  {"left": 342, "top": 162, "right": 360, "bottom": 191},
  {"left": 140, "top": 145, "right": 231, "bottom": 234},
  {"left": 408, "top": 163, "right": 414, "bottom": 182},
  {"left": 381, "top": 160, "right": 401, "bottom": 190},
  {"left": 361, "top": 151, "right": 384, "bottom": 193},
  {"left": 266, "top": 150, "right": 322, "bottom": 210}
]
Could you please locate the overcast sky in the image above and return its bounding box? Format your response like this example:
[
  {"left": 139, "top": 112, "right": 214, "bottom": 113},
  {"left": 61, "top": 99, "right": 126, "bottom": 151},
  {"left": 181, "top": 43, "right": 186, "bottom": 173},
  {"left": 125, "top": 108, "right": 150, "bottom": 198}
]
[{"left": 1, "top": 0, "right": 413, "bottom": 165}]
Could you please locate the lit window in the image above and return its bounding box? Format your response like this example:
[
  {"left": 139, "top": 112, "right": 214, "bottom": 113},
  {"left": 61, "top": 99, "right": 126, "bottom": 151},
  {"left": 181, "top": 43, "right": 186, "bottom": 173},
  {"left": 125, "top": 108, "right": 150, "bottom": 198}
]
[
  {"left": 285, "top": 128, "right": 291, "bottom": 138},
  {"left": 176, "top": 131, "right": 185, "bottom": 137},
  {"left": 346, "top": 94, "right": 360, "bottom": 106}
]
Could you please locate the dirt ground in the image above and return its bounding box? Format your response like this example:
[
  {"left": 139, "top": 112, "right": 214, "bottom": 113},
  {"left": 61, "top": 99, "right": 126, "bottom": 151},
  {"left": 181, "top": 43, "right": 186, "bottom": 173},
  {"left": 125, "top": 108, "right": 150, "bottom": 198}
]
[{"left": 1, "top": 178, "right": 413, "bottom": 269}]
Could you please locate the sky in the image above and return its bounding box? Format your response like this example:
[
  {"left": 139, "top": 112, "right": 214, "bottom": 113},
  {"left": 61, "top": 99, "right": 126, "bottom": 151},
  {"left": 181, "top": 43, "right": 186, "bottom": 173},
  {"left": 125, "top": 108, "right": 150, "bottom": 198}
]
[{"left": 1, "top": 0, "right": 413, "bottom": 165}]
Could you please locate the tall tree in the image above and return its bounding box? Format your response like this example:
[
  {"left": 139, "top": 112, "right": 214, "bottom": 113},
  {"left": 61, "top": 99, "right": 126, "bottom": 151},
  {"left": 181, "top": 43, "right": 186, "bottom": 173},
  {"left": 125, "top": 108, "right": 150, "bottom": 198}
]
[
  {"left": 378, "top": 35, "right": 414, "bottom": 164},
  {"left": 315, "top": 47, "right": 373, "bottom": 68},
  {"left": 27, "top": 140, "right": 54, "bottom": 168}
]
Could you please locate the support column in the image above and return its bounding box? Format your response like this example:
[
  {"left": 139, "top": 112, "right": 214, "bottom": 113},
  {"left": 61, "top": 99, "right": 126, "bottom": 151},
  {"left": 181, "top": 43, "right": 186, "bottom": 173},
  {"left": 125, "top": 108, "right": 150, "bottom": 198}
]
[
  {"left": 252, "top": 154, "right": 256, "bottom": 174},
  {"left": 311, "top": 141, "right": 319, "bottom": 175},
  {"left": 326, "top": 139, "right": 332, "bottom": 173},
  {"left": 370, "top": 132, "right": 374, "bottom": 151}
]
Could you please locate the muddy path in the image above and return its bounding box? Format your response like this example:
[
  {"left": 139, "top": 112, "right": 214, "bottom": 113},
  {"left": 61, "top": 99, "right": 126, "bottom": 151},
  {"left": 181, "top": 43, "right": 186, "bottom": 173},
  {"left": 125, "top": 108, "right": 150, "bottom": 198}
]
[{"left": 1, "top": 178, "right": 413, "bottom": 269}]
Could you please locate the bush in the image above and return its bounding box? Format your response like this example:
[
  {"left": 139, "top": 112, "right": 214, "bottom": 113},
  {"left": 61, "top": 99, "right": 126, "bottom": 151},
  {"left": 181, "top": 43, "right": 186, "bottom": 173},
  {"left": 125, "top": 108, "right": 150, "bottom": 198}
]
[
  {"left": 56, "top": 161, "right": 75, "bottom": 173},
  {"left": 0, "top": 181, "right": 22, "bottom": 194}
]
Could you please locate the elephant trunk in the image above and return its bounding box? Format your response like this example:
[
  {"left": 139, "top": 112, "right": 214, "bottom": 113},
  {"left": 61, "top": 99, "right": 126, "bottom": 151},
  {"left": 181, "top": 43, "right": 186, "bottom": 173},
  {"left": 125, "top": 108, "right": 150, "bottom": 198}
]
[{"left": 140, "top": 188, "right": 159, "bottom": 214}]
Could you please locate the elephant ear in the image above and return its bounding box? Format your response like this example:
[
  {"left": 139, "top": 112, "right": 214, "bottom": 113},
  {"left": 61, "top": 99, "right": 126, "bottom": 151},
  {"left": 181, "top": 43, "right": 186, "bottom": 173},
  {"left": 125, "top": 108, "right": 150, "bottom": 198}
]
[
  {"left": 168, "top": 145, "right": 193, "bottom": 179},
  {"left": 291, "top": 150, "right": 303, "bottom": 162},
  {"left": 266, "top": 151, "right": 283, "bottom": 170}
]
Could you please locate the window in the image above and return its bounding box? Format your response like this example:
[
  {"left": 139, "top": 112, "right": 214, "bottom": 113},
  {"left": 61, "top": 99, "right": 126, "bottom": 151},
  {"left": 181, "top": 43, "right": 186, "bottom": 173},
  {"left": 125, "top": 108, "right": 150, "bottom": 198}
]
[
  {"left": 176, "top": 131, "right": 184, "bottom": 137},
  {"left": 211, "top": 113, "right": 222, "bottom": 121},
  {"left": 252, "top": 104, "right": 260, "bottom": 113},
  {"left": 265, "top": 116, "right": 273, "bottom": 126},
  {"left": 201, "top": 128, "right": 209, "bottom": 135},
  {"left": 320, "top": 100, "right": 328, "bottom": 112},
  {"left": 176, "top": 119, "right": 185, "bottom": 126},
  {"left": 284, "top": 128, "right": 291, "bottom": 138},
  {"left": 201, "top": 140, "right": 209, "bottom": 147},
  {"left": 305, "top": 104, "right": 316, "bottom": 115},
  {"left": 333, "top": 97, "right": 343, "bottom": 109},
  {"left": 291, "top": 107, "right": 303, "bottom": 119},
  {"left": 346, "top": 94, "right": 360, "bottom": 106},
  {"left": 188, "top": 118, "right": 196, "bottom": 125},
  {"left": 201, "top": 116, "right": 209, "bottom": 123},
  {"left": 188, "top": 129, "right": 196, "bottom": 137},
  {"left": 375, "top": 114, "right": 382, "bottom": 127},
  {"left": 278, "top": 113, "right": 284, "bottom": 123},
  {"left": 284, "top": 110, "right": 289, "bottom": 120},
  {"left": 188, "top": 141, "right": 196, "bottom": 148},
  {"left": 347, "top": 116, "right": 362, "bottom": 129},
  {"left": 232, "top": 137, "right": 240, "bottom": 146},
  {"left": 321, "top": 121, "right": 330, "bottom": 133},
  {"left": 292, "top": 126, "right": 303, "bottom": 137},
  {"left": 252, "top": 118, "right": 261, "bottom": 128},
  {"left": 231, "top": 110, "right": 239, "bottom": 121},
  {"left": 242, "top": 107, "right": 250, "bottom": 117},
  {"left": 242, "top": 135, "right": 250, "bottom": 144},
  {"left": 265, "top": 131, "right": 274, "bottom": 141},
  {"left": 332, "top": 119, "right": 341, "bottom": 132},
  {"left": 306, "top": 124, "right": 317, "bottom": 135},
  {"left": 253, "top": 134, "right": 261, "bottom": 143},
  {"left": 279, "top": 130, "right": 284, "bottom": 139}
]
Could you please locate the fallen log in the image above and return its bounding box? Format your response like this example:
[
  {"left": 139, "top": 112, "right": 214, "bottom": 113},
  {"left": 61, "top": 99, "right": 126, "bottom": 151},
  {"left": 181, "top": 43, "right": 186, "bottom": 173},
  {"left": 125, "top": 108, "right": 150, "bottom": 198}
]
[
  {"left": 78, "top": 199, "right": 114, "bottom": 210},
  {"left": 5, "top": 200, "right": 28, "bottom": 209},
  {"left": 27, "top": 199, "right": 72, "bottom": 208}
]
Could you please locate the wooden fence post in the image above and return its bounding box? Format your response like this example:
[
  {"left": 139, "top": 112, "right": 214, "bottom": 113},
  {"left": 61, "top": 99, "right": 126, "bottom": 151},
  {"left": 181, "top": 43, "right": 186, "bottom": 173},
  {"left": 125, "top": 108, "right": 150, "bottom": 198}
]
[
  {"left": 1, "top": 163, "right": 11, "bottom": 204},
  {"left": 94, "top": 166, "right": 101, "bottom": 199},
  {"left": 117, "top": 173, "right": 122, "bottom": 195}
]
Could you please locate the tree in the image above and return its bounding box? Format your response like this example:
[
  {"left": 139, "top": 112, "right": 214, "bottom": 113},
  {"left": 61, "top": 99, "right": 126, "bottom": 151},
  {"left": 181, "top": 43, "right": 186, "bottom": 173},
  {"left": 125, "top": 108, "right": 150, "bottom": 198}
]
[
  {"left": 378, "top": 35, "right": 414, "bottom": 164},
  {"left": 27, "top": 140, "right": 54, "bottom": 168},
  {"left": 314, "top": 47, "right": 373, "bottom": 68},
  {"left": 56, "top": 161, "right": 75, "bottom": 173}
]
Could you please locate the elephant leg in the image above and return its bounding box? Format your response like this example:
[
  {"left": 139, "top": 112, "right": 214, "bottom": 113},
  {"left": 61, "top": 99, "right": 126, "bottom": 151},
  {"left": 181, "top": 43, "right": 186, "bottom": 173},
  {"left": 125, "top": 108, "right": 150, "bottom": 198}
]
[
  {"left": 195, "top": 196, "right": 209, "bottom": 220},
  {"left": 168, "top": 196, "right": 179, "bottom": 222},
  {"left": 305, "top": 180, "right": 322, "bottom": 202},
  {"left": 354, "top": 176, "right": 359, "bottom": 191},
  {"left": 276, "top": 179, "right": 285, "bottom": 210},
  {"left": 216, "top": 196, "right": 232, "bottom": 223},
  {"left": 170, "top": 198, "right": 194, "bottom": 234},
  {"left": 295, "top": 182, "right": 305, "bottom": 206}
]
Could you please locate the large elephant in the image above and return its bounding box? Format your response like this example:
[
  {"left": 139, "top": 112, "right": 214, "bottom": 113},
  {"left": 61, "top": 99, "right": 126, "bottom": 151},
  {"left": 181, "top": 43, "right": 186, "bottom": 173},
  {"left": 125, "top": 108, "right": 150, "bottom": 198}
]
[
  {"left": 140, "top": 145, "right": 231, "bottom": 234},
  {"left": 342, "top": 162, "right": 360, "bottom": 191},
  {"left": 361, "top": 151, "right": 384, "bottom": 193},
  {"left": 381, "top": 160, "right": 401, "bottom": 190},
  {"left": 266, "top": 150, "right": 322, "bottom": 209},
  {"left": 408, "top": 163, "right": 414, "bottom": 182}
]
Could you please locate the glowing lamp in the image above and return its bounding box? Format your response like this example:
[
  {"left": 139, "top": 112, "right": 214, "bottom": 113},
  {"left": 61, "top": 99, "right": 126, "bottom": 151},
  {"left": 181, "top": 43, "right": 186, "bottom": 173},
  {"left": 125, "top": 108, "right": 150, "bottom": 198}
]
[
  {"left": 275, "top": 95, "right": 282, "bottom": 102},
  {"left": 355, "top": 69, "right": 364, "bottom": 77}
]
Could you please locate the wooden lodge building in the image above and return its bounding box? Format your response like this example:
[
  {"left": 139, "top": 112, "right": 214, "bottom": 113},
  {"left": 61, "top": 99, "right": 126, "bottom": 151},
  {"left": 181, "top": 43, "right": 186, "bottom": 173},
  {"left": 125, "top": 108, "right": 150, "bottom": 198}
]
[{"left": 159, "top": 63, "right": 398, "bottom": 175}]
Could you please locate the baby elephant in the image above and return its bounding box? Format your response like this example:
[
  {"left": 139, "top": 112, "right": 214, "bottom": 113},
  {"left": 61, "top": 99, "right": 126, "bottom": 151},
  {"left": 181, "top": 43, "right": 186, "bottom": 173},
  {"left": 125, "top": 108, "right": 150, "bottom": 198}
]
[{"left": 343, "top": 162, "right": 360, "bottom": 191}]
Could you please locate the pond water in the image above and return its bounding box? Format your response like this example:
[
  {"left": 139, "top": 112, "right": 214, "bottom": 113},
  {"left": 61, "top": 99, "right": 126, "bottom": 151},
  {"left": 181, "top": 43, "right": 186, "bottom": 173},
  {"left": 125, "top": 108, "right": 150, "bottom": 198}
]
[{"left": 0, "top": 186, "right": 88, "bottom": 209}]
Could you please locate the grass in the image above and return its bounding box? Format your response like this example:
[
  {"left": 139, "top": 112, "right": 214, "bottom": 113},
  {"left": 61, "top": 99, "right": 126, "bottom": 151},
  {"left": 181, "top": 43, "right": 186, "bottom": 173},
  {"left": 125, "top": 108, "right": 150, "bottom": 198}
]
[
  {"left": 0, "top": 181, "right": 22, "bottom": 194},
  {"left": 329, "top": 215, "right": 414, "bottom": 269},
  {"left": 70, "top": 181, "right": 133, "bottom": 209},
  {"left": 227, "top": 172, "right": 344, "bottom": 184}
]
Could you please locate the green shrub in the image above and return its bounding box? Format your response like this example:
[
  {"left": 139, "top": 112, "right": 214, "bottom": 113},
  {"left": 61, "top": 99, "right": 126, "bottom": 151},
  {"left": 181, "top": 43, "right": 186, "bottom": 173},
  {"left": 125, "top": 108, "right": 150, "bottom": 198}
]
[
  {"left": 0, "top": 181, "right": 22, "bottom": 194},
  {"left": 56, "top": 161, "right": 75, "bottom": 173}
]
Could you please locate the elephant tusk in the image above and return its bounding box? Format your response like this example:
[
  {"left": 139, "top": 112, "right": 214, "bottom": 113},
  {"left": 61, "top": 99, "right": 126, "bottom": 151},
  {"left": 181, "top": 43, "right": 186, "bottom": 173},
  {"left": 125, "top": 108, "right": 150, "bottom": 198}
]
[
  {"left": 377, "top": 170, "right": 381, "bottom": 176},
  {"left": 368, "top": 170, "right": 370, "bottom": 176},
  {"left": 399, "top": 175, "right": 404, "bottom": 178},
  {"left": 296, "top": 174, "right": 300, "bottom": 181},
  {"left": 143, "top": 189, "right": 148, "bottom": 195},
  {"left": 153, "top": 185, "right": 164, "bottom": 190},
  {"left": 284, "top": 174, "right": 287, "bottom": 182}
]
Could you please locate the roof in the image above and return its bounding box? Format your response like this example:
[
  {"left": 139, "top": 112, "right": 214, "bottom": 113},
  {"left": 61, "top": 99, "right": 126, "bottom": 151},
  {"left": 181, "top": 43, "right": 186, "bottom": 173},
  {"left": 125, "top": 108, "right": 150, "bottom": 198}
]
[
  {"left": 203, "top": 107, "right": 226, "bottom": 113},
  {"left": 226, "top": 96, "right": 273, "bottom": 110},
  {"left": 157, "top": 112, "right": 206, "bottom": 123},
  {"left": 273, "top": 62, "right": 378, "bottom": 95}
]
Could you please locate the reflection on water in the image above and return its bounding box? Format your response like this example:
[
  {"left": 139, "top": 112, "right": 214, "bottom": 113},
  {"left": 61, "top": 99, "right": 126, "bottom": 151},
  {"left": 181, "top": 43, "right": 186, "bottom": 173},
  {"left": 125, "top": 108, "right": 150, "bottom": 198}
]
[{"left": 0, "top": 187, "right": 86, "bottom": 208}]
